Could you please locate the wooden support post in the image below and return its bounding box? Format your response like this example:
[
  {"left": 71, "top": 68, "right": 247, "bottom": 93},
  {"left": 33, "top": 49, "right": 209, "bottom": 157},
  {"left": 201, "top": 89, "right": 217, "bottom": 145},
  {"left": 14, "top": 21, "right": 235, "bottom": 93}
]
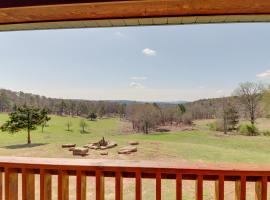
[
  {"left": 76, "top": 171, "right": 86, "bottom": 200},
  {"left": 215, "top": 175, "right": 224, "bottom": 200},
  {"left": 196, "top": 175, "right": 203, "bottom": 200},
  {"left": 115, "top": 172, "right": 123, "bottom": 200},
  {"left": 156, "top": 172, "right": 161, "bottom": 200},
  {"left": 40, "top": 169, "right": 52, "bottom": 200},
  {"left": 96, "top": 170, "right": 104, "bottom": 200},
  {"left": 255, "top": 176, "right": 267, "bottom": 200},
  {"left": 0, "top": 170, "right": 2, "bottom": 200},
  {"left": 135, "top": 171, "right": 141, "bottom": 200},
  {"left": 22, "top": 169, "right": 35, "bottom": 200},
  {"left": 5, "top": 168, "right": 18, "bottom": 200},
  {"left": 176, "top": 173, "right": 182, "bottom": 200},
  {"left": 235, "top": 176, "right": 246, "bottom": 200},
  {"left": 58, "top": 171, "right": 69, "bottom": 200}
]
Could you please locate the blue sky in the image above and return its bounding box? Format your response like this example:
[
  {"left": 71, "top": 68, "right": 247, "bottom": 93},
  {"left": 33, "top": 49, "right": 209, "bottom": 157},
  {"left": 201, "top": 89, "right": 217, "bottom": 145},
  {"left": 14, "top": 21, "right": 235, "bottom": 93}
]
[{"left": 0, "top": 23, "right": 270, "bottom": 101}]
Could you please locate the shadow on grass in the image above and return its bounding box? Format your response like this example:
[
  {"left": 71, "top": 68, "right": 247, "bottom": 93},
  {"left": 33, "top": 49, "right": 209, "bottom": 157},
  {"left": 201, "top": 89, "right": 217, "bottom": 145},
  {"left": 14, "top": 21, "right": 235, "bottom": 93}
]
[
  {"left": 2, "top": 143, "right": 48, "bottom": 149},
  {"left": 80, "top": 131, "right": 91, "bottom": 134}
]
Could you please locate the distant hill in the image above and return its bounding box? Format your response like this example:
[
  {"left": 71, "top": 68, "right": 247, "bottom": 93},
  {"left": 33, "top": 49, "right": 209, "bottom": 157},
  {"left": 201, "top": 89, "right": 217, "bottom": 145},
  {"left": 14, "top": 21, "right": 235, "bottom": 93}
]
[{"left": 0, "top": 87, "right": 240, "bottom": 120}]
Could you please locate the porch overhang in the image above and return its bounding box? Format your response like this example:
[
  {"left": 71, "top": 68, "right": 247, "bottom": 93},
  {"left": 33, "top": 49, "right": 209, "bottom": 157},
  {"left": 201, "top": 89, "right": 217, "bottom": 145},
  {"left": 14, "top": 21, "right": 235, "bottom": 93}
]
[{"left": 1, "top": 0, "right": 270, "bottom": 31}]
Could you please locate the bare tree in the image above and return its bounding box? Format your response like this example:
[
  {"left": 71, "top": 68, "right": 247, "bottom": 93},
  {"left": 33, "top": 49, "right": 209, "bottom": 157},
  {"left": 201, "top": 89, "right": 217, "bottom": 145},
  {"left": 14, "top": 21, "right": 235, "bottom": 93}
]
[
  {"left": 66, "top": 120, "right": 72, "bottom": 132},
  {"left": 234, "top": 82, "right": 264, "bottom": 125},
  {"left": 79, "top": 119, "right": 88, "bottom": 133}
]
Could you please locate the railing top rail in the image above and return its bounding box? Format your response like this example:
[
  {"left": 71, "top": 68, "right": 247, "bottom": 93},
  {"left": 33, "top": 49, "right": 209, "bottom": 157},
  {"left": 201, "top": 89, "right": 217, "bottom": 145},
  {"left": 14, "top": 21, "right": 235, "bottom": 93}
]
[{"left": 0, "top": 156, "right": 270, "bottom": 174}]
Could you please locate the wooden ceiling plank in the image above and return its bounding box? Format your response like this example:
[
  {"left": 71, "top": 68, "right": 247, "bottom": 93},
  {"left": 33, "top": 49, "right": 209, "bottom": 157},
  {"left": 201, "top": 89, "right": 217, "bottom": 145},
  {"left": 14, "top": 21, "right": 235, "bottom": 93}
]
[{"left": 1, "top": 0, "right": 270, "bottom": 30}]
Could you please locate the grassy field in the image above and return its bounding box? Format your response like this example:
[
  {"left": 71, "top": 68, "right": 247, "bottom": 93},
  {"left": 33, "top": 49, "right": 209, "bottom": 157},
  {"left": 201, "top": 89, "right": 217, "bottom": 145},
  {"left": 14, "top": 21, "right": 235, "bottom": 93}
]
[
  {"left": 0, "top": 113, "right": 270, "bottom": 163},
  {"left": 1, "top": 113, "right": 270, "bottom": 199}
]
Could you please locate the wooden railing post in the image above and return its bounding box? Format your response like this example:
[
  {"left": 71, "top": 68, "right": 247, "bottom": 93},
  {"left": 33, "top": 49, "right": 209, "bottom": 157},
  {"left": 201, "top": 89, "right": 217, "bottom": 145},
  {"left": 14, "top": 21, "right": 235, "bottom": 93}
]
[
  {"left": 255, "top": 176, "right": 267, "bottom": 200},
  {"left": 0, "top": 170, "right": 2, "bottom": 200},
  {"left": 58, "top": 171, "right": 69, "bottom": 200},
  {"left": 176, "top": 173, "right": 182, "bottom": 200},
  {"left": 135, "top": 171, "right": 141, "bottom": 200},
  {"left": 215, "top": 175, "right": 224, "bottom": 200},
  {"left": 5, "top": 168, "right": 18, "bottom": 200},
  {"left": 22, "top": 169, "right": 35, "bottom": 200},
  {"left": 196, "top": 175, "right": 203, "bottom": 200},
  {"left": 96, "top": 170, "right": 104, "bottom": 200},
  {"left": 115, "top": 171, "right": 123, "bottom": 200},
  {"left": 235, "top": 176, "right": 246, "bottom": 200},
  {"left": 40, "top": 169, "right": 52, "bottom": 200},
  {"left": 76, "top": 171, "right": 86, "bottom": 200},
  {"left": 156, "top": 172, "right": 161, "bottom": 200}
]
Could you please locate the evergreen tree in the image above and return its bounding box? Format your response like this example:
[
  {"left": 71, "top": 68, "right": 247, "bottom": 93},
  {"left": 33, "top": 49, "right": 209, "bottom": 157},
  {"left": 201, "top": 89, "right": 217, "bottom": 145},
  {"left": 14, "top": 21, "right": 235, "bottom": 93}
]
[
  {"left": 0, "top": 105, "right": 48, "bottom": 144},
  {"left": 40, "top": 108, "right": 51, "bottom": 133}
]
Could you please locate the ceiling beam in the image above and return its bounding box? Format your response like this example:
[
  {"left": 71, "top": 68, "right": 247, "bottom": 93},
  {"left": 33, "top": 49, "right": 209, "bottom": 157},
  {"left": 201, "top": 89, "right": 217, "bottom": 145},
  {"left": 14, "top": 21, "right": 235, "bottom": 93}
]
[{"left": 1, "top": 0, "right": 270, "bottom": 31}]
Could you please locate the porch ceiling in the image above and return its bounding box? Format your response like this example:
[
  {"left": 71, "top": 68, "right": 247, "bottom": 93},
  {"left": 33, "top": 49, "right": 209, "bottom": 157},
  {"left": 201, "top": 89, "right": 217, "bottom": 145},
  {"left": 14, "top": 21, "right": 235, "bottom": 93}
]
[{"left": 0, "top": 0, "right": 270, "bottom": 31}]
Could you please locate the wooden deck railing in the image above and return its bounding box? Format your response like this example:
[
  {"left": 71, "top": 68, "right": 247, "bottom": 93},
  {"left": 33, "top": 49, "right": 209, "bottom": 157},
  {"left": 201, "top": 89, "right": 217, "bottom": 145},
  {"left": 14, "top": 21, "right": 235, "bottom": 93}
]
[{"left": 0, "top": 156, "right": 269, "bottom": 200}]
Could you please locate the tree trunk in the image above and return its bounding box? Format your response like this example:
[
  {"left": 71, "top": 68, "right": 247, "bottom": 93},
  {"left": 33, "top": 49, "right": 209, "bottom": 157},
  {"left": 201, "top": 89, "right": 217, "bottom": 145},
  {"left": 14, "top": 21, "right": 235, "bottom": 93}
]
[{"left": 27, "top": 129, "right": 31, "bottom": 144}]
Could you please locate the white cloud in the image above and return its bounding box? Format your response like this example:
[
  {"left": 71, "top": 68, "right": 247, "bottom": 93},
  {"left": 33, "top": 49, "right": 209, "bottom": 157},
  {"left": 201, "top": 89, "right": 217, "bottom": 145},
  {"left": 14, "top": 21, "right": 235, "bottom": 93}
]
[
  {"left": 129, "top": 81, "right": 145, "bottom": 89},
  {"left": 198, "top": 86, "right": 205, "bottom": 89},
  {"left": 130, "top": 76, "right": 148, "bottom": 80},
  {"left": 216, "top": 90, "right": 224, "bottom": 93},
  {"left": 256, "top": 70, "right": 270, "bottom": 78},
  {"left": 114, "top": 31, "right": 125, "bottom": 37},
  {"left": 142, "top": 48, "right": 157, "bottom": 56}
]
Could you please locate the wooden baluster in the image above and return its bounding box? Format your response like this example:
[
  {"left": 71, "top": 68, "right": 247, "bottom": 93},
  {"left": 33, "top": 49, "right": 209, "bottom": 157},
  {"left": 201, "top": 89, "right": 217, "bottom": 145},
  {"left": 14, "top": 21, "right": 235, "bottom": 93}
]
[
  {"left": 156, "top": 172, "right": 161, "bottom": 200},
  {"left": 76, "top": 171, "right": 86, "bottom": 200},
  {"left": 255, "top": 176, "right": 267, "bottom": 200},
  {"left": 196, "top": 175, "right": 203, "bottom": 200},
  {"left": 0, "top": 170, "right": 2, "bottom": 200},
  {"left": 235, "top": 176, "right": 246, "bottom": 200},
  {"left": 96, "top": 170, "right": 104, "bottom": 200},
  {"left": 115, "top": 172, "right": 123, "bottom": 200},
  {"left": 215, "top": 175, "right": 224, "bottom": 200},
  {"left": 40, "top": 169, "right": 52, "bottom": 200},
  {"left": 176, "top": 173, "right": 182, "bottom": 200},
  {"left": 135, "top": 171, "right": 141, "bottom": 200},
  {"left": 22, "top": 169, "right": 35, "bottom": 200},
  {"left": 58, "top": 171, "right": 69, "bottom": 200},
  {"left": 5, "top": 168, "right": 18, "bottom": 200}
]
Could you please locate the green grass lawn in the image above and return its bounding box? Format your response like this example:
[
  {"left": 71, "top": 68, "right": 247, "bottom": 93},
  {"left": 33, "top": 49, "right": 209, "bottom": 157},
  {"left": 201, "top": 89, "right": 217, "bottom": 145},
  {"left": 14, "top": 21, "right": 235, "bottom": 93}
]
[
  {"left": 1, "top": 113, "right": 270, "bottom": 199},
  {"left": 0, "top": 113, "right": 270, "bottom": 163}
]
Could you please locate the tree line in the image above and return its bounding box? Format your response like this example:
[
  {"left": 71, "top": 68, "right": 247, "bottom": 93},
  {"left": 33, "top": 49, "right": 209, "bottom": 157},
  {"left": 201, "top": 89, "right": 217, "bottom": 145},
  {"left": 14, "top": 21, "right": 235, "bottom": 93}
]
[{"left": 0, "top": 81, "right": 270, "bottom": 138}]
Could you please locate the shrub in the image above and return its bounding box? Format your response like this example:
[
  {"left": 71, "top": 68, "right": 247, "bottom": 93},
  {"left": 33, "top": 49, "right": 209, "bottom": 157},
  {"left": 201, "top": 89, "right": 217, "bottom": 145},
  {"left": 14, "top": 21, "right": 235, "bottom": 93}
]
[
  {"left": 182, "top": 113, "right": 193, "bottom": 125},
  {"left": 262, "top": 130, "right": 270, "bottom": 136},
  {"left": 207, "top": 120, "right": 225, "bottom": 132},
  {"left": 207, "top": 121, "right": 217, "bottom": 131},
  {"left": 238, "top": 124, "right": 259, "bottom": 136}
]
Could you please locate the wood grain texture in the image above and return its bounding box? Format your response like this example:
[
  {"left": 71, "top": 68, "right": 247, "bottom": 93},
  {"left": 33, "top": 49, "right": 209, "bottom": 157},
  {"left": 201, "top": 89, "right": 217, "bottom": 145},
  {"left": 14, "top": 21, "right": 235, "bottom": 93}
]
[
  {"left": 0, "top": 0, "right": 270, "bottom": 30},
  {"left": 0, "top": 171, "right": 2, "bottom": 200},
  {"left": 196, "top": 175, "right": 203, "bottom": 200},
  {"left": 255, "top": 176, "right": 267, "bottom": 200},
  {"left": 5, "top": 168, "right": 18, "bottom": 200},
  {"left": 22, "top": 169, "right": 35, "bottom": 200},
  {"left": 156, "top": 172, "right": 161, "bottom": 200},
  {"left": 235, "top": 176, "right": 246, "bottom": 200},
  {"left": 215, "top": 175, "right": 224, "bottom": 200},
  {"left": 96, "top": 170, "right": 104, "bottom": 200},
  {"left": 135, "top": 171, "right": 141, "bottom": 200},
  {"left": 115, "top": 171, "right": 123, "bottom": 200},
  {"left": 176, "top": 173, "right": 182, "bottom": 200},
  {"left": 40, "top": 169, "right": 52, "bottom": 200},
  {"left": 76, "top": 171, "right": 86, "bottom": 200},
  {"left": 0, "top": 157, "right": 269, "bottom": 200},
  {"left": 58, "top": 171, "right": 69, "bottom": 200}
]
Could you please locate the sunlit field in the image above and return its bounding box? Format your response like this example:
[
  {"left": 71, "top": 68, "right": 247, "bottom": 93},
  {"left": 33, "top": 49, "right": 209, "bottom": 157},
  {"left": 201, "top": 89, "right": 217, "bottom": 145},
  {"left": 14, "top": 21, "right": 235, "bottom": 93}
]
[
  {"left": 2, "top": 113, "right": 270, "bottom": 199},
  {"left": 1, "top": 113, "right": 270, "bottom": 163}
]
